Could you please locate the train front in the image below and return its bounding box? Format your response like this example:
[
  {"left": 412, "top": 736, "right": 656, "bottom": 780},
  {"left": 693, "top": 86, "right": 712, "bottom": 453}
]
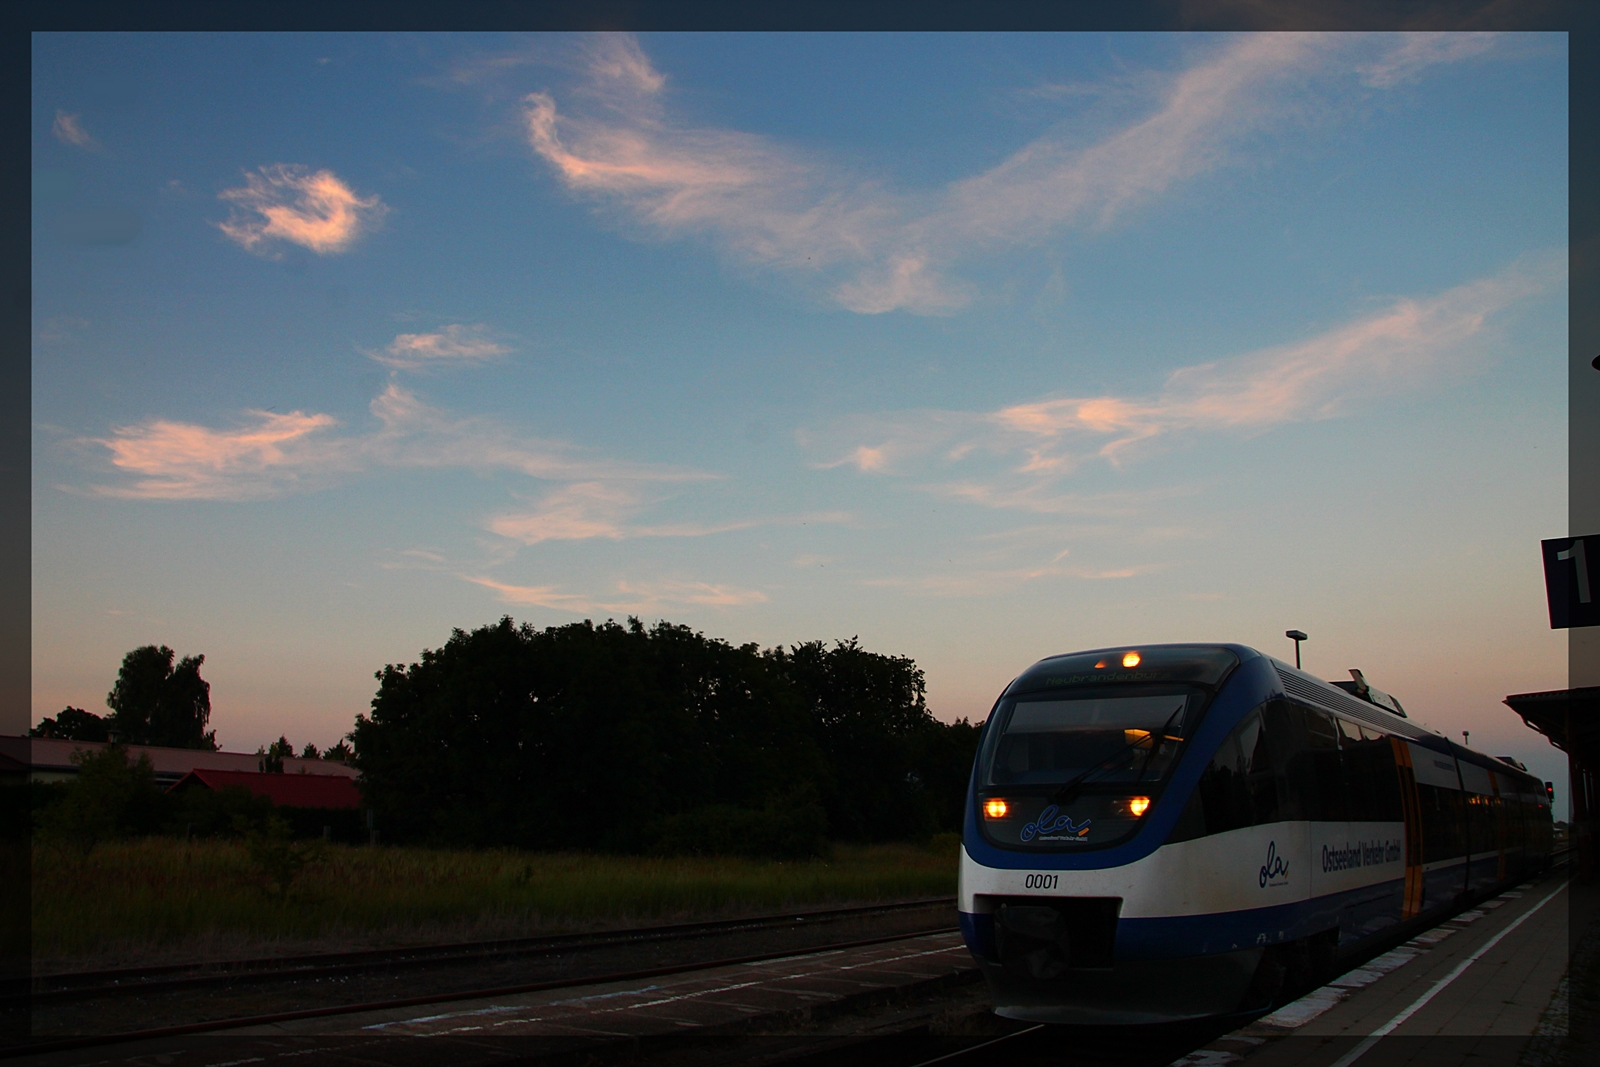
[{"left": 957, "top": 644, "right": 1259, "bottom": 1024}]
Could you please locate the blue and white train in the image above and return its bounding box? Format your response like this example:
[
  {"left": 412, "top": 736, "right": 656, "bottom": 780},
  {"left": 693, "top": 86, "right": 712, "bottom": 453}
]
[{"left": 958, "top": 644, "right": 1554, "bottom": 1024}]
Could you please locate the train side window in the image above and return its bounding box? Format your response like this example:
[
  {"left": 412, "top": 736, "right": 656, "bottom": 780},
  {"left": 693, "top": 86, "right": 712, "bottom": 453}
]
[
  {"left": 1337, "top": 716, "right": 1363, "bottom": 746},
  {"left": 1304, "top": 709, "right": 1349, "bottom": 821},
  {"left": 1261, "top": 700, "right": 1312, "bottom": 821},
  {"left": 1170, "top": 708, "right": 1285, "bottom": 843},
  {"left": 1237, "top": 711, "right": 1281, "bottom": 825},
  {"left": 1415, "top": 781, "right": 1464, "bottom": 863},
  {"left": 1341, "top": 721, "right": 1403, "bottom": 822},
  {"left": 1196, "top": 727, "right": 1250, "bottom": 835}
]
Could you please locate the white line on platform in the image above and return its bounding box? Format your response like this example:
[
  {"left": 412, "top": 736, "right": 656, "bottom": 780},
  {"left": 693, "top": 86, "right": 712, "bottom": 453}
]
[{"left": 1324, "top": 880, "right": 1567, "bottom": 1067}]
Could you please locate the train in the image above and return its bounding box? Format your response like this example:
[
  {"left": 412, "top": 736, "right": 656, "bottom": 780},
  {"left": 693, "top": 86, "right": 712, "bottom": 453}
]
[{"left": 957, "top": 643, "right": 1555, "bottom": 1024}]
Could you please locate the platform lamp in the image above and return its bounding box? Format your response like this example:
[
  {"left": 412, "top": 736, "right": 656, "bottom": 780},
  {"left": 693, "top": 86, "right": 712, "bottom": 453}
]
[{"left": 1285, "top": 630, "right": 1307, "bottom": 669}]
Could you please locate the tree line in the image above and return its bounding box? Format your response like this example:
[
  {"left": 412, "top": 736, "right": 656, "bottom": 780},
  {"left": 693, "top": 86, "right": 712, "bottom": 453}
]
[
  {"left": 32, "top": 620, "right": 987, "bottom": 859},
  {"left": 352, "top": 617, "right": 982, "bottom": 857}
]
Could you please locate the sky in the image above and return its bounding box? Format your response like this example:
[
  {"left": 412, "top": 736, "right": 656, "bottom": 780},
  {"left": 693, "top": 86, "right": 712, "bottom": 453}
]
[{"left": 31, "top": 32, "right": 1572, "bottom": 810}]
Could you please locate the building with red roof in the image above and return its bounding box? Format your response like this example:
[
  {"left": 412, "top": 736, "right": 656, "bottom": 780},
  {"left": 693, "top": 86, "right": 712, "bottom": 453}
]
[
  {"left": 167, "top": 768, "right": 363, "bottom": 809},
  {"left": 9, "top": 736, "right": 359, "bottom": 786}
]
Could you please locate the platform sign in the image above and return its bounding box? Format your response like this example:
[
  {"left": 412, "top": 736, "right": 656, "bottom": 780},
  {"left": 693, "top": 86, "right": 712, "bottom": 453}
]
[{"left": 1542, "top": 534, "right": 1600, "bottom": 628}]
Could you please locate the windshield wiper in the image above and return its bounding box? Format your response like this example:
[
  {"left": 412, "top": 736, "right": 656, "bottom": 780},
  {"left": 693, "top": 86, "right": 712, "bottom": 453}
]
[{"left": 1050, "top": 703, "right": 1186, "bottom": 806}]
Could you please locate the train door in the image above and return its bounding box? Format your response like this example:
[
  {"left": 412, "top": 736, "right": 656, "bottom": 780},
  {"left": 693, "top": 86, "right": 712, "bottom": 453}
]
[
  {"left": 1389, "top": 738, "right": 1425, "bottom": 919},
  {"left": 1405, "top": 741, "right": 1469, "bottom": 908},
  {"left": 1458, "top": 761, "right": 1497, "bottom": 894},
  {"left": 1488, "top": 770, "right": 1507, "bottom": 882}
]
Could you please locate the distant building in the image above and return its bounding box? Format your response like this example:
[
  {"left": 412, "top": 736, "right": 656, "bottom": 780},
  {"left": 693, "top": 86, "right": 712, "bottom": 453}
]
[
  {"left": 0, "top": 736, "right": 360, "bottom": 787},
  {"left": 167, "top": 768, "right": 363, "bottom": 809}
]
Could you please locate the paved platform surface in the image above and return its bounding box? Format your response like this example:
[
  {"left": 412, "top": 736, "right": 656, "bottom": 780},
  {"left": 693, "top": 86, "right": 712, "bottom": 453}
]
[{"left": 1174, "top": 870, "right": 1583, "bottom": 1067}]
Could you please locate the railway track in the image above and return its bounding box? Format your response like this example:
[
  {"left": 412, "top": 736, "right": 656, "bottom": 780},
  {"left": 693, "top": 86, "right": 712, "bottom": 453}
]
[
  {"left": 18, "top": 854, "right": 1567, "bottom": 1064},
  {"left": 14, "top": 901, "right": 962, "bottom": 1058},
  {"left": 26, "top": 896, "right": 955, "bottom": 1005}
]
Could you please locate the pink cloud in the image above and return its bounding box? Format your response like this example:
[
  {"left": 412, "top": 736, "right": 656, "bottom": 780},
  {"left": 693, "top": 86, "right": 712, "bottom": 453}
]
[
  {"left": 806, "top": 252, "right": 1562, "bottom": 495},
  {"left": 861, "top": 560, "right": 1160, "bottom": 597},
  {"left": 487, "top": 482, "right": 845, "bottom": 545},
  {"left": 79, "top": 384, "right": 707, "bottom": 501},
  {"left": 370, "top": 324, "right": 510, "bottom": 370},
  {"left": 218, "top": 165, "right": 387, "bottom": 256},
  {"left": 89, "top": 410, "right": 345, "bottom": 501},
  {"left": 465, "top": 575, "right": 768, "bottom": 613},
  {"left": 488, "top": 482, "right": 643, "bottom": 544},
  {"left": 52, "top": 111, "right": 96, "bottom": 149},
  {"left": 520, "top": 34, "right": 1502, "bottom": 315},
  {"left": 1355, "top": 32, "right": 1499, "bottom": 89}
]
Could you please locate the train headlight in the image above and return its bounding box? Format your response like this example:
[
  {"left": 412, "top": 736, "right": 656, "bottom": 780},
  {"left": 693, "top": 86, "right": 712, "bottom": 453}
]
[
  {"left": 983, "top": 798, "right": 1009, "bottom": 819},
  {"left": 1128, "top": 796, "right": 1151, "bottom": 817},
  {"left": 1122, "top": 651, "right": 1141, "bottom": 667}
]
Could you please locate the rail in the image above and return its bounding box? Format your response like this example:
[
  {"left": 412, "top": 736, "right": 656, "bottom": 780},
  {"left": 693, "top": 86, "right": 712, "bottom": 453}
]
[
  {"left": 27, "top": 895, "right": 956, "bottom": 1005},
  {"left": 9, "top": 924, "right": 964, "bottom": 1059}
]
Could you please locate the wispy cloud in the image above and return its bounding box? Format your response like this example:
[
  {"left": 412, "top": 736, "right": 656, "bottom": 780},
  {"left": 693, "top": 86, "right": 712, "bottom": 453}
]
[
  {"left": 519, "top": 33, "right": 1503, "bottom": 314},
  {"left": 487, "top": 481, "right": 849, "bottom": 545},
  {"left": 368, "top": 324, "right": 511, "bottom": 370},
  {"left": 89, "top": 410, "right": 349, "bottom": 501},
  {"left": 80, "top": 383, "right": 704, "bottom": 502},
  {"left": 362, "top": 383, "right": 706, "bottom": 482},
  {"left": 1355, "top": 32, "right": 1499, "bottom": 88},
  {"left": 805, "top": 252, "right": 1562, "bottom": 503},
  {"left": 861, "top": 561, "right": 1160, "bottom": 597},
  {"left": 488, "top": 482, "right": 752, "bottom": 545},
  {"left": 218, "top": 165, "right": 387, "bottom": 256},
  {"left": 465, "top": 575, "right": 768, "bottom": 613},
  {"left": 52, "top": 111, "right": 96, "bottom": 149}
]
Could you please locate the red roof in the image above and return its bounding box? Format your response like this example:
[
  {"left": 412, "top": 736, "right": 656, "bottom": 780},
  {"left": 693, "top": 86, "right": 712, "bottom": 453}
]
[
  {"left": 17, "top": 737, "right": 359, "bottom": 781},
  {"left": 168, "top": 769, "right": 364, "bottom": 809}
]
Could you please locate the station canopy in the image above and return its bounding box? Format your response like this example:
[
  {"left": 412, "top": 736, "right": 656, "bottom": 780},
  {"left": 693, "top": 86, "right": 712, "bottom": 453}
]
[{"left": 1503, "top": 685, "right": 1600, "bottom": 772}]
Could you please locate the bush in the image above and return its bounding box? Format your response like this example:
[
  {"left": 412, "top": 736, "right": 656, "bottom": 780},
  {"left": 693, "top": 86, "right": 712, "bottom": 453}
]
[
  {"left": 167, "top": 784, "right": 274, "bottom": 839},
  {"left": 242, "top": 816, "right": 323, "bottom": 899},
  {"left": 36, "top": 745, "right": 170, "bottom": 853},
  {"left": 648, "top": 791, "right": 831, "bottom": 860}
]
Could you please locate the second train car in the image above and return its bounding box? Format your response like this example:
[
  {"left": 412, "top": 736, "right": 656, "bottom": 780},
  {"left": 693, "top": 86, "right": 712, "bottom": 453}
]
[{"left": 958, "top": 643, "right": 1554, "bottom": 1023}]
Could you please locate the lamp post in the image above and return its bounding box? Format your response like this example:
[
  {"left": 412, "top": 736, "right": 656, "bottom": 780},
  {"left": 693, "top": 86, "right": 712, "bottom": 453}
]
[{"left": 1285, "top": 630, "right": 1307, "bottom": 670}]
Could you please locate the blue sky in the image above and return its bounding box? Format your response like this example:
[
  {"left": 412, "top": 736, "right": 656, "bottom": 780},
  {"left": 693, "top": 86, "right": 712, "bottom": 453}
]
[{"left": 32, "top": 33, "right": 1570, "bottom": 807}]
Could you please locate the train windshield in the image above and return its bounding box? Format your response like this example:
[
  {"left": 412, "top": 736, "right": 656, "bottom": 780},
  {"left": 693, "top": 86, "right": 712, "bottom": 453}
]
[{"left": 980, "top": 689, "right": 1196, "bottom": 787}]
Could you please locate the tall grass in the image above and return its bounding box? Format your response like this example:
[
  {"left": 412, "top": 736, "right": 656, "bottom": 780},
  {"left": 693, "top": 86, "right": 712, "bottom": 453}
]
[{"left": 32, "top": 836, "right": 959, "bottom": 968}]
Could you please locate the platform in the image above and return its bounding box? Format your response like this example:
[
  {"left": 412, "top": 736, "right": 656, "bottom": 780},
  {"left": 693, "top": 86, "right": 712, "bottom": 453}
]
[{"left": 1175, "top": 867, "right": 1594, "bottom": 1067}]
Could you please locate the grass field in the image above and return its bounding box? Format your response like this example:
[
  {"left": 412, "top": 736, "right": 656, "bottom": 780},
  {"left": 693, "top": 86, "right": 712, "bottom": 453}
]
[{"left": 31, "top": 835, "right": 959, "bottom": 970}]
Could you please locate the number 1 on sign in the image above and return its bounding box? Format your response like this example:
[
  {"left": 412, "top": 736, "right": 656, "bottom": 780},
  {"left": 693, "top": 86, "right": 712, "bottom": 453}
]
[{"left": 1557, "top": 540, "right": 1591, "bottom": 604}]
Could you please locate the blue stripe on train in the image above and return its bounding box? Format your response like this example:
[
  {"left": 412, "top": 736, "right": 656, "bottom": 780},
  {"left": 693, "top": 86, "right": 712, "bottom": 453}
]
[
  {"left": 1114, "top": 876, "right": 1407, "bottom": 958},
  {"left": 958, "top": 866, "right": 1477, "bottom": 963}
]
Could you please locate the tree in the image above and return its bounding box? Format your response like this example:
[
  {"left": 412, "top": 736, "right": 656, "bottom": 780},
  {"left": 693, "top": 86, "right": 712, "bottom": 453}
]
[
  {"left": 349, "top": 618, "right": 983, "bottom": 851},
  {"left": 300, "top": 742, "right": 320, "bottom": 759},
  {"left": 257, "top": 736, "right": 293, "bottom": 773},
  {"left": 768, "top": 638, "right": 950, "bottom": 841},
  {"left": 30, "top": 707, "right": 109, "bottom": 741},
  {"left": 105, "top": 646, "right": 217, "bottom": 750},
  {"left": 322, "top": 740, "right": 354, "bottom": 762},
  {"left": 353, "top": 617, "right": 824, "bottom": 851}
]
